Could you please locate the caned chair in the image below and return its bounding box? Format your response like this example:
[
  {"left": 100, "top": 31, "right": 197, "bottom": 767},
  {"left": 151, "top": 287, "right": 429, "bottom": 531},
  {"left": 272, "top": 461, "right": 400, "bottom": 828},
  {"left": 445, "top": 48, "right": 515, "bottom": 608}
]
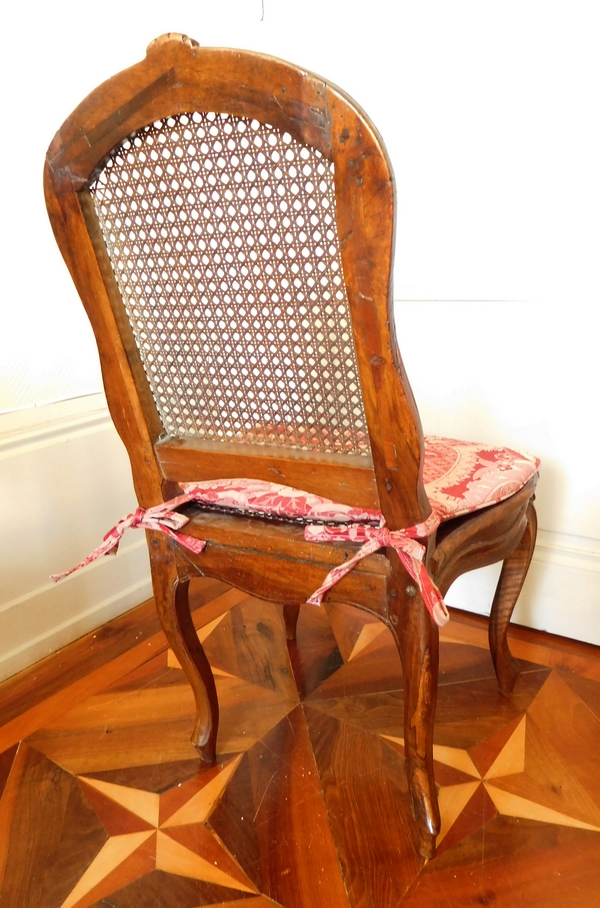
[{"left": 45, "top": 34, "right": 539, "bottom": 859}]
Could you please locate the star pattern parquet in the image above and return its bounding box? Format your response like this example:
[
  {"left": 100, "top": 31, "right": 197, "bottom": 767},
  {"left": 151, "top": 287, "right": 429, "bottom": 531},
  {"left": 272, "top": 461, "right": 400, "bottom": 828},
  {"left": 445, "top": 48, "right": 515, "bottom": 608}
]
[{"left": 1, "top": 585, "right": 600, "bottom": 907}]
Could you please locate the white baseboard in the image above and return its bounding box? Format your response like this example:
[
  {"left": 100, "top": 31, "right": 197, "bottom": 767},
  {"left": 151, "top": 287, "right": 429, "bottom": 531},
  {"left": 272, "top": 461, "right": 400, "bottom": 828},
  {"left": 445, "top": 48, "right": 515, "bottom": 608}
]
[
  {"left": 0, "top": 392, "right": 110, "bottom": 447},
  {"left": 445, "top": 529, "right": 600, "bottom": 646},
  {"left": 0, "top": 394, "right": 152, "bottom": 682},
  {"left": 0, "top": 540, "right": 152, "bottom": 682}
]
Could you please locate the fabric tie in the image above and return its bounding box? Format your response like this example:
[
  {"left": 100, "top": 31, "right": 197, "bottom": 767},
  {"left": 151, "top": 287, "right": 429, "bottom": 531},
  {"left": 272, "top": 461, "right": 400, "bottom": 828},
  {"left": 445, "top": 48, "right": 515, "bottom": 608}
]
[
  {"left": 51, "top": 487, "right": 449, "bottom": 627},
  {"left": 304, "top": 512, "right": 449, "bottom": 627},
  {"left": 50, "top": 494, "right": 206, "bottom": 583}
]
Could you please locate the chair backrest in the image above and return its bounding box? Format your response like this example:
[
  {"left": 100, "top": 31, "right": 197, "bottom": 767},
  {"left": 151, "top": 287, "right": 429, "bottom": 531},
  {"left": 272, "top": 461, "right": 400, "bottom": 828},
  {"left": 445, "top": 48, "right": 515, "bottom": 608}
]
[{"left": 45, "top": 33, "right": 430, "bottom": 530}]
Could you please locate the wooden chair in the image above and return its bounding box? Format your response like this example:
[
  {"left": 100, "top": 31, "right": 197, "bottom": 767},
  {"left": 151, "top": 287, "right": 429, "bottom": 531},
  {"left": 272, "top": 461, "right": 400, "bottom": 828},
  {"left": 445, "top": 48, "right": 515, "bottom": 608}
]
[{"left": 45, "top": 33, "right": 538, "bottom": 859}]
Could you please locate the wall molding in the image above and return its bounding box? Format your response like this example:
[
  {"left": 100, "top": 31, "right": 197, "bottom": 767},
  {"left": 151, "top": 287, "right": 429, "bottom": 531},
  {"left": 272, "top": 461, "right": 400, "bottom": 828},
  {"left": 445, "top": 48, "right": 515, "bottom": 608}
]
[
  {"left": 533, "top": 529, "right": 600, "bottom": 574},
  {"left": 445, "top": 529, "right": 600, "bottom": 647},
  {"left": 0, "top": 541, "right": 152, "bottom": 682},
  {"left": 0, "top": 393, "right": 110, "bottom": 454},
  {"left": 0, "top": 537, "right": 149, "bottom": 618}
]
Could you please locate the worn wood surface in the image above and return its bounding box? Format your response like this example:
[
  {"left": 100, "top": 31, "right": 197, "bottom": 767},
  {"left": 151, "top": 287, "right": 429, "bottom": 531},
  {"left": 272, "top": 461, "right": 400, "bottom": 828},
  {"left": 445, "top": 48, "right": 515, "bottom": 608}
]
[
  {"left": 173, "top": 515, "right": 390, "bottom": 616},
  {"left": 149, "top": 533, "right": 219, "bottom": 762},
  {"left": 489, "top": 500, "right": 538, "bottom": 694},
  {"left": 430, "top": 477, "right": 537, "bottom": 594},
  {"left": 388, "top": 552, "right": 441, "bottom": 859},
  {"left": 2, "top": 590, "right": 600, "bottom": 907},
  {"left": 156, "top": 437, "right": 380, "bottom": 509}
]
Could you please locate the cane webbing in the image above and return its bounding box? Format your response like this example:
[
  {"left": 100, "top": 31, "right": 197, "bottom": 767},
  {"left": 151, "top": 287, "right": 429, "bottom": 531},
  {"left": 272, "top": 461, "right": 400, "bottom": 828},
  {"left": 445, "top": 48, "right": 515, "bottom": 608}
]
[{"left": 89, "top": 111, "right": 369, "bottom": 454}]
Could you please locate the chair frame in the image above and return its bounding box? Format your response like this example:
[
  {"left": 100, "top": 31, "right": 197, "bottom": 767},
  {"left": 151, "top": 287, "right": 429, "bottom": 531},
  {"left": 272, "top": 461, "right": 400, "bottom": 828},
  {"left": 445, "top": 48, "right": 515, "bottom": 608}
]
[{"left": 45, "top": 34, "right": 538, "bottom": 859}]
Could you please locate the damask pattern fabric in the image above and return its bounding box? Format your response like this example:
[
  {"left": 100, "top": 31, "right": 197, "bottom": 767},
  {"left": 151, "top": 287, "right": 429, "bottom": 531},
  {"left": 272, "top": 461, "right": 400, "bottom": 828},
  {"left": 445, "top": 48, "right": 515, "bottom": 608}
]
[
  {"left": 423, "top": 437, "right": 539, "bottom": 521},
  {"left": 178, "top": 478, "right": 383, "bottom": 525},
  {"left": 52, "top": 438, "right": 539, "bottom": 628}
]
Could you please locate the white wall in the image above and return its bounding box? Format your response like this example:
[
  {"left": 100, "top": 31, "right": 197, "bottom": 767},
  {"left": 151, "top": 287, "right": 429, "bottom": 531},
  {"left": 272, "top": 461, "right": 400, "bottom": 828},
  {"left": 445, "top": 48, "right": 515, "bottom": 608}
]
[
  {"left": 0, "top": 396, "right": 151, "bottom": 681},
  {"left": 401, "top": 300, "right": 600, "bottom": 639},
  {"left": 1, "top": 1, "right": 599, "bottom": 677}
]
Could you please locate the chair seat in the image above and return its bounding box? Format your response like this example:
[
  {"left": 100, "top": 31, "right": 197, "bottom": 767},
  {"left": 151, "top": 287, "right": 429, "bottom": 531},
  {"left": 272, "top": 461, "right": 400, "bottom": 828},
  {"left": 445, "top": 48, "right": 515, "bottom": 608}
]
[
  {"left": 180, "top": 436, "right": 540, "bottom": 529},
  {"left": 52, "top": 436, "right": 539, "bottom": 598},
  {"left": 174, "top": 436, "right": 538, "bottom": 628}
]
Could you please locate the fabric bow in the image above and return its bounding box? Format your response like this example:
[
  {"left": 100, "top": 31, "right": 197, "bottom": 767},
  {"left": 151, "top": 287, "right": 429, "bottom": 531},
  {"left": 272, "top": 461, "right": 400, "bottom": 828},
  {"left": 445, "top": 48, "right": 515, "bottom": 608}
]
[{"left": 304, "top": 511, "right": 449, "bottom": 627}]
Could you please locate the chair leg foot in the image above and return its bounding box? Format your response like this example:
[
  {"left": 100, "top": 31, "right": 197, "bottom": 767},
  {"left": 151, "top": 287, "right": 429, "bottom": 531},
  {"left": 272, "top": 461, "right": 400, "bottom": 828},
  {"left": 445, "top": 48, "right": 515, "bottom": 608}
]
[
  {"left": 417, "top": 829, "right": 436, "bottom": 861},
  {"left": 390, "top": 562, "right": 441, "bottom": 856},
  {"left": 489, "top": 501, "right": 537, "bottom": 695},
  {"left": 151, "top": 535, "right": 219, "bottom": 763},
  {"left": 283, "top": 602, "right": 301, "bottom": 641},
  {"left": 195, "top": 738, "right": 217, "bottom": 764}
]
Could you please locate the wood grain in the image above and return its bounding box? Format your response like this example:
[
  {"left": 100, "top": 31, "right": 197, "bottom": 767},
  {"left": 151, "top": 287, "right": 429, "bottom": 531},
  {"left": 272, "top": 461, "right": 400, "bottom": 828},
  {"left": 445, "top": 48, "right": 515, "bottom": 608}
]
[
  {"left": 305, "top": 705, "right": 422, "bottom": 904},
  {"left": 239, "top": 705, "right": 349, "bottom": 908},
  {"left": 155, "top": 436, "right": 379, "bottom": 510},
  {"left": 489, "top": 501, "right": 538, "bottom": 693},
  {"left": 2, "top": 589, "right": 600, "bottom": 906}
]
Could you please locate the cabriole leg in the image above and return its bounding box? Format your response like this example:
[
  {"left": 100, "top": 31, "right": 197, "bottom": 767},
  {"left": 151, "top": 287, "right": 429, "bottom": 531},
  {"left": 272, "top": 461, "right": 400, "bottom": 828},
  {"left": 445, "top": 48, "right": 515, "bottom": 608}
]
[
  {"left": 389, "top": 559, "right": 441, "bottom": 860},
  {"left": 149, "top": 532, "right": 219, "bottom": 762},
  {"left": 489, "top": 500, "right": 538, "bottom": 695}
]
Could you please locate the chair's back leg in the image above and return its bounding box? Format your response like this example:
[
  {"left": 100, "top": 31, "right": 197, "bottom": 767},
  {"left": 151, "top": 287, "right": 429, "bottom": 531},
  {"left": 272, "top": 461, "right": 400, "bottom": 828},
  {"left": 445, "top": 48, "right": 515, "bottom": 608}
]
[
  {"left": 489, "top": 500, "right": 538, "bottom": 695},
  {"left": 388, "top": 555, "right": 441, "bottom": 860},
  {"left": 149, "top": 532, "right": 219, "bottom": 762}
]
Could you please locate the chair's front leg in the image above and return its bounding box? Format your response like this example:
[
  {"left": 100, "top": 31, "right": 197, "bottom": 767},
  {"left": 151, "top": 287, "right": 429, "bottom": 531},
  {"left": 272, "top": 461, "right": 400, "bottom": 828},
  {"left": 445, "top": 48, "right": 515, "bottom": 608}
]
[
  {"left": 388, "top": 556, "right": 440, "bottom": 860},
  {"left": 148, "top": 531, "right": 219, "bottom": 762},
  {"left": 489, "top": 499, "right": 538, "bottom": 695}
]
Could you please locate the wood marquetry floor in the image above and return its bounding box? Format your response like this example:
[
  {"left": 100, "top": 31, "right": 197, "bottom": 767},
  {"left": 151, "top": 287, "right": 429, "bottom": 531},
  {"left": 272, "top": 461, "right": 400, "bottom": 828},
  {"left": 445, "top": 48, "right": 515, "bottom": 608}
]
[{"left": 2, "top": 578, "right": 600, "bottom": 907}]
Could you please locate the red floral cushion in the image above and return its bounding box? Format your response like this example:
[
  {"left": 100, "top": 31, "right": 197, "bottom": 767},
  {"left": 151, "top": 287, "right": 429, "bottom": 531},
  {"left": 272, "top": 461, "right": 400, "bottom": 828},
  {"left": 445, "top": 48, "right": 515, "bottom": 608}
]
[
  {"left": 423, "top": 437, "right": 539, "bottom": 522},
  {"left": 52, "top": 437, "right": 539, "bottom": 629},
  {"left": 179, "top": 478, "right": 382, "bottom": 525},
  {"left": 178, "top": 437, "right": 539, "bottom": 526}
]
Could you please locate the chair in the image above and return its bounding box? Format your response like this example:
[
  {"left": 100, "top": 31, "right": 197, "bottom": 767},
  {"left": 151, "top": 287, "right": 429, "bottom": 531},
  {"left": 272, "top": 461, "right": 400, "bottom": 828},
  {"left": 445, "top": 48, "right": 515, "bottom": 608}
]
[{"left": 45, "top": 33, "right": 538, "bottom": 859}]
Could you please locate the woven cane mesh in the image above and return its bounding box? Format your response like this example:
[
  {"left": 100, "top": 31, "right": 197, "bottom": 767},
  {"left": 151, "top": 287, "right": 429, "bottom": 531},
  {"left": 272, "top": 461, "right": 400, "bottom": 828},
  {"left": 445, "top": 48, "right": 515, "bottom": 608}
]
[{"left": 88, "top": 111, "right": 369, "bottom": 454}]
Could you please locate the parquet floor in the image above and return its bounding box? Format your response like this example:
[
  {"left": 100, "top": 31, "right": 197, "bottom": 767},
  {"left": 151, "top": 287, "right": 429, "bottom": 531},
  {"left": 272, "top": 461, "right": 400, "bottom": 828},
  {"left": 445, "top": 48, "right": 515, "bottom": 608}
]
[{"left": 1, "top": 579, "right": 600, "bottom": 907}]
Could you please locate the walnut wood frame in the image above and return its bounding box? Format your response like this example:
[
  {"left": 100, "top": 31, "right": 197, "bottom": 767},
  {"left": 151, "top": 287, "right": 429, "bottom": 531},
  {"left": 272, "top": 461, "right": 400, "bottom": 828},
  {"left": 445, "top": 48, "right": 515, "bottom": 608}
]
[{"left": 44, "top": 33, "right": 538, "bottom": 860}]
